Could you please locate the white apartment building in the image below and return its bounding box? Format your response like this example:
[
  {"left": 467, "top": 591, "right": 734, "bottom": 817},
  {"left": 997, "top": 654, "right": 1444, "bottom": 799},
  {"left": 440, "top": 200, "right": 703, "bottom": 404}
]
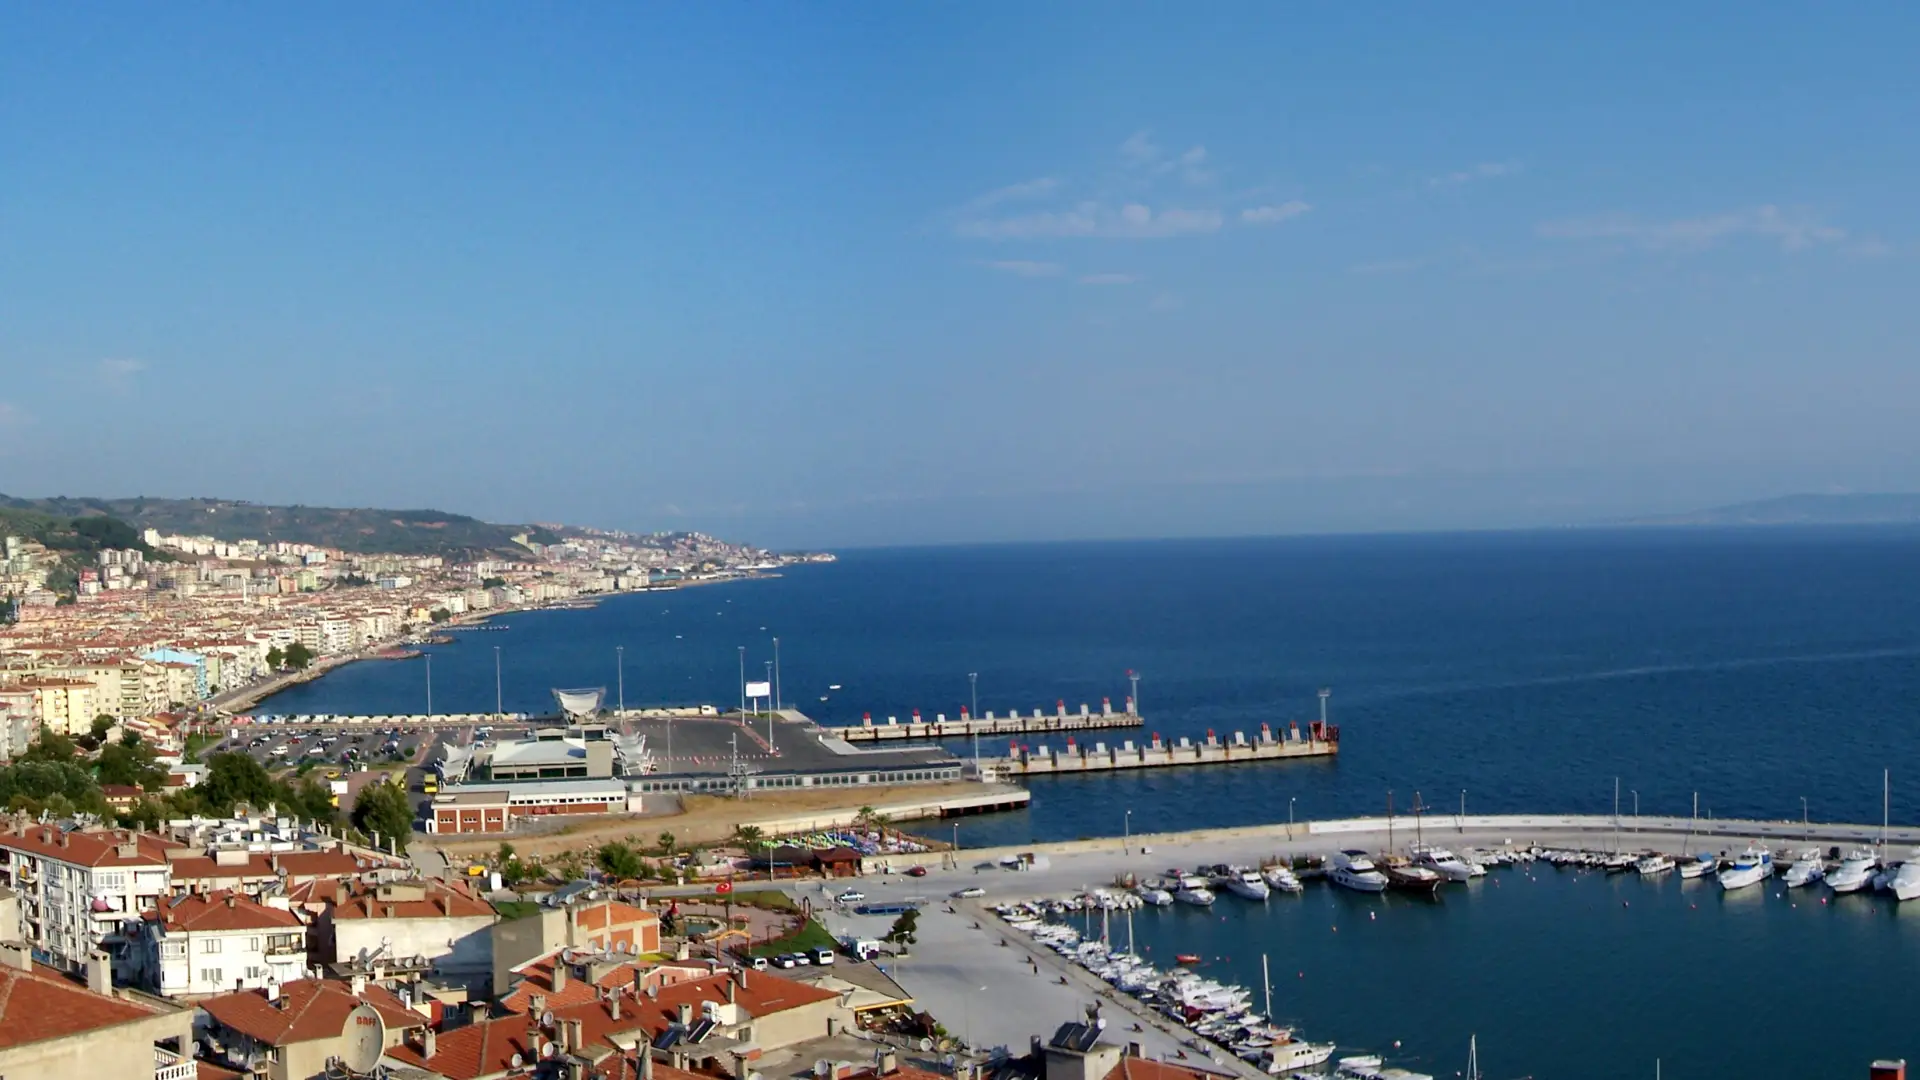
[
  {"left": 0, "top": 823, "right": 175, "bottom": 972},
  {"left": 136, "top": 890, "right": 306, "bottom": 997}
]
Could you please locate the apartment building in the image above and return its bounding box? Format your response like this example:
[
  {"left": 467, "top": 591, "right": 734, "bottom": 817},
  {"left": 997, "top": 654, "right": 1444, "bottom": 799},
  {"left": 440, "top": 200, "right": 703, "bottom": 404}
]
[
  {"left": 17, "top": 677, "right": 100, "bottom": 735},
  {"left": 298, "top": 878, "right": 495, "bottom": 986},
  {"left": 133, "top": 890, "right": 307, "bottom": 998},
  {"left": 0, "top": 945, "right": 196, "bottom": 1080},
  {"left": 0, "top": 823, "right": 177, "bottom": 971},
  {"left": 198, "top": 976, "right": 426, "bottom": 1080}
]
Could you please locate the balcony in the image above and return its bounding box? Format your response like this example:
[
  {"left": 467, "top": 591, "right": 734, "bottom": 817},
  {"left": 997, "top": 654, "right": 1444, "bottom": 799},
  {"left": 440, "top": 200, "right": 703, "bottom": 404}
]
[{"left": 155, "top": 1047, "right": 196, "bottom": 1080}]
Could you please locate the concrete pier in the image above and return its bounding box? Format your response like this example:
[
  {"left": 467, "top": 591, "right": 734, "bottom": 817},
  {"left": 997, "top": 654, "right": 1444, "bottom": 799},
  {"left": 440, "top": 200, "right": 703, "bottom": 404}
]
[
  {"left": 989, "top": 720, "right": 1337, "bottom": 776},
  {"left": 834, "top": 698, "right": 1144, "bottom": 742}
]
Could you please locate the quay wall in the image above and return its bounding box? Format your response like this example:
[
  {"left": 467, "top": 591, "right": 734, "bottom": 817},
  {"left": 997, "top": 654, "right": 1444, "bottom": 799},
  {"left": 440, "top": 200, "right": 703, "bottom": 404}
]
[
  {"left": 738, "top": 786, "right": 1032, "bottom": 835},
  {"left": 834, "top": 699, "right": 1142, "bottom": 742},
  {"left": 883, "top": 812, "right": 1920, "bottom": 874}
]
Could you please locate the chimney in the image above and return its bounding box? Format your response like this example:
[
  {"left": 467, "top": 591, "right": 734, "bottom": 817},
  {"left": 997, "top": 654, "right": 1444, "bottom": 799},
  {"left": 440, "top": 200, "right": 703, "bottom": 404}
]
[
  {"left": 879, "top": 1050, "right": 898, "bottom": 1076},
  {"left": 725, "top": 979, "right": 736, "bottom": 1005},
  {"left": 86, "top": 950, "right": 111, "bottom": 996},
  {"left": 641, "top": 1050, "right": 655, "bottom": 1080},
  {"left": 532, "top": 994, "right": 548, "bottom": 1017},
  {"left": 677, "top": 1002, "right": 693, "bottom": 1027},
  {"left": 351, "top": 974, "right": 367, "bottom": 996},
  {"left": 737, "top": 966, "right": 748, "bottom": 990},
  {"left": 553, "top": 961, "right": 569, "bottom": 992},
  {"left": 423, "top": 1028, "right": 437, "bottom": 1060},
  {"left": 569, "top": 1018, "right": 585, "bottom": 1053},
  {"left": 226, "top": 894, "right": 237, "bottom": 909},
  {"left": 610, "top": 992, "right": 621, "bottom": 1021}
]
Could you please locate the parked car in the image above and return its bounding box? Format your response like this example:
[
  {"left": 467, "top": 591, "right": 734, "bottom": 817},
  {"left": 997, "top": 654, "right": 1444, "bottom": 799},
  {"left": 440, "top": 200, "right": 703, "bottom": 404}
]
[
  {"left": 836, "top": 889, "right": 866, "bottom": 904},
  {"left": 952, "top": 886, "right": 986, "bottom": 898},
  {"left": 904, "top": 865, "right": 928, "bottom": 877},
  {"left": 809, "top": 947, "right": 836, "bottom": 966},
  {"left": 749, "top": 956, "right": 770, "bottom": 971},
  {"left": 771, "top": 954, "right": 798, "bottom": 969}
]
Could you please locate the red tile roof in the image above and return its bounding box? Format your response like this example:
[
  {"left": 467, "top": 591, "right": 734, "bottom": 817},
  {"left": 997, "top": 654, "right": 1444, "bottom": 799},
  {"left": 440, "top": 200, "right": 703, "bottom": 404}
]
[
  {"left": 574, "top": 900, "right": 659, "bottom": 933},
  {"left": 0, "top": 961, "right": 172, "bottom": 1049},
  {"left": 161, "top": 890, "right": 304, "bottom": 933},
  {"left": 0, "top": 824, "right": 180, "bottom": 867},
  {"left": 1105, "top": 1058, "right": 1233, "bottom": 1080},
  {"left": 328, "top": 877, "right": 495, "bottom": 921},
  {"left": 200, "top": 978, "right": 422, "bottom": 1047},
  {"left": 498, "top": 958, "right": 715, "bottom": 1016}
]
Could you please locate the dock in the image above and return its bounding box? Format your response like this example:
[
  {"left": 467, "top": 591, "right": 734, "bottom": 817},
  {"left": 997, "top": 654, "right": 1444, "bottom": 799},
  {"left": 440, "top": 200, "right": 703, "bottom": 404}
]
[
  {"left": 832, "top": 698, "right": 1143, "bottom": 742},
  {"left": 984, "top": 720, "right": 1338, "bottom": 776}
]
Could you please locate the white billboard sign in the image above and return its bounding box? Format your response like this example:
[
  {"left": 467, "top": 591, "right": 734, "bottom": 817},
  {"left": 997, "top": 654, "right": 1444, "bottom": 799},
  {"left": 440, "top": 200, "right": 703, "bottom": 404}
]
[{"left": 744, "top": 680, "right": 772, "bottom": 698}]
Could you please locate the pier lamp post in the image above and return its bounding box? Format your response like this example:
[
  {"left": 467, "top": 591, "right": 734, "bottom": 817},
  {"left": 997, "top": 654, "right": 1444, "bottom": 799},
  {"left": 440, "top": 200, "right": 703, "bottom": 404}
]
[
  {"left": 737, "top": 646, "right": 746, "bottom": 717},
  {"left": 772, "top": 636, "right": 781, "bottom": 710},
  {"left": 1632, "top": 790, "right": 1639, "bottom": 833},
  {"left": 616, "top": 645, "right": 624, "bottom": 715},
  {"left": 1459, "top": 790, "right": 1467, "bottom": 833},
  {"left": 763, "top": 661, "right": 773, "bottom": 719},
  {"left": 425, "top": 653, "right": 433, "bottom": 717},
  {"left": 968, "top": 673, "right": 980, "bottom": 768},
  {"left": 493, "top": 646, "right": 503, "bottom": 718},
  {"left": 1288, "top": 797, "right": 1295, "bottom": 840},
  {"left": 1802, "top": 796, "right": 1810, "bottom": 840},
  {"left": 1124, "top": 809, "right": 1131, "bottom": 855},
  {"left": 765, "top": 659, "right": 776, "bottom": 751}
]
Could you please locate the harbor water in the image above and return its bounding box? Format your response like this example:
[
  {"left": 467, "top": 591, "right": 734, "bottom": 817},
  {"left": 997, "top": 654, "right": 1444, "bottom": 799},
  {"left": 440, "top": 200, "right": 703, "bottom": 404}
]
[{"left": 263, "top": 527, "right": 1920, "bottom": 1070}]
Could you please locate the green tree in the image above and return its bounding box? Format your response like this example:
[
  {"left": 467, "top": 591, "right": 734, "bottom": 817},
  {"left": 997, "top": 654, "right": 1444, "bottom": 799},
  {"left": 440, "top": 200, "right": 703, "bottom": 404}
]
[
  {"left": 90, "top": 715, "right": 115, "bottom": 742},
  {"left": 482, "top": 577, "right": 506, "bottom": 589},
  {"left": 731, "top": 824, "right": 765, "bottom": 848},
  {"left": 597, "top": 841, "right": 644, "bottom": 880},
  {"left": 198, "top": 752, "right": 278, "bottom": 813},
  {"left": 18, "top": 732, "right": 78, "bottom": 764},
  {"left": 283, "top": 642, "right": 315, "bottom": 670},
  {"left": 884, "top": 908, "right": 919, "bottom": 946},
  {"left": 656, "top": 831, "right": 678, "bottom": 856},
  {"left": 350, "top": 778, "right": 412, "bottom": 852},
  {"left": 430, "top": 608, "right": 451, "bottom": 623},
  {"left": 551, "top": 849, "right": 586, "bottom": 882},
  {"left": 95, "top": 741, "right": 167, "bottom": 791},
  {"left": 265, "top": 646, "right": 285, "bottom": 669}
]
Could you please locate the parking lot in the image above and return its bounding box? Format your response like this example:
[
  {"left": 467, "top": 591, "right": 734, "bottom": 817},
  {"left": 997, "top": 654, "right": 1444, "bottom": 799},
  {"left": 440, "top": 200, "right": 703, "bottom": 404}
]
[{"left": 223, "top": 723, "right": 446, "bottom": 775}]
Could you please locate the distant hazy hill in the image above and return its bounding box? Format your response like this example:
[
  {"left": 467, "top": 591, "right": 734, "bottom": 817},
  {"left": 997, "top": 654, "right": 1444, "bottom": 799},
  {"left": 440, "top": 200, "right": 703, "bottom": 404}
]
[
  {"left": 0, "top": 495, "right": 557, "bottom": 558},
  {"left": 1622, "top": 494, "right": 1920, "bottom": 528}
]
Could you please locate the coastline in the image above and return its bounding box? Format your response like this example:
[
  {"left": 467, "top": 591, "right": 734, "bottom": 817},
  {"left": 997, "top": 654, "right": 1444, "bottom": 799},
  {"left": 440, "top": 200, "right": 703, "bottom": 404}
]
[{"left": 230, "top": 572, "right": 786, "bottom": 714}]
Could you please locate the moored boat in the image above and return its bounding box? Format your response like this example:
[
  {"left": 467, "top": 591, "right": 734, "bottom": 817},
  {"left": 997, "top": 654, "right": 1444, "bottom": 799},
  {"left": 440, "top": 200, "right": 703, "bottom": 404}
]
[
  {"left": 1634, "top": 853, "right": 1675, "bottom": 876},
  {"left": 1678, "top": 853, "right": 1718, "bottom": 879},
  {"left": 1328, "top": 850, "right": 1388, "bottom": 893},
  {"left": 1717, "top": 845, "right": 1773, "bottom": 891},
  {"left": 1827, "top": 848, "right": 1878, "bottom": 894}
]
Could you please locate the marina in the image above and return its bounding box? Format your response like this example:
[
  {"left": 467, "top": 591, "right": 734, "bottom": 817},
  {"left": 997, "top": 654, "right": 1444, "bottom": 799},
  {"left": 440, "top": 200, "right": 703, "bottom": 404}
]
[
  {"left": 836, "top": 700, "right": 1145, "bottom": 742},
  {"left": 986, "top": 721, "right": 1338, "bottom": 776}
]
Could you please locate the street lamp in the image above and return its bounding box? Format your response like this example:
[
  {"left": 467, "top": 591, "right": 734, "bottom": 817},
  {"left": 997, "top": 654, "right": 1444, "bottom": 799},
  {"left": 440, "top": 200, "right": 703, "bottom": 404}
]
[
  {"left": 425, "top": 653, "right": 434, "bottom": 717},
  {"left": 1802, "top": 796, "right": 1810, "bottom": 840},
  {"left": 968, "top": 672, "right": 980, "bottom": 768},
  {"left": 772, "top": 636, "right": 781, "bottom": 710},
  {"left": 1288, "top": 796, "right": 1295, "bottom": 839},
  {"left": 493, "top": 645, "right": 503, "bottom": 718},
  {"left": 763, "top": 661, "right": 773, "bottom": 719},
  {"left": 1459, "top": 789, "right": 1467, "bottom": 833},
  {"left": 1632, "top": 789, "right": 1639, "bottom": 833},
  {"left": 1124, "top": 809, "right": 1131, "bottom": 855},
  {"left": 616, "top": 645, "right": 625, "bottom": 715},
  {"left": 737, "top": 646, "right": 746, "bottom": 718}
]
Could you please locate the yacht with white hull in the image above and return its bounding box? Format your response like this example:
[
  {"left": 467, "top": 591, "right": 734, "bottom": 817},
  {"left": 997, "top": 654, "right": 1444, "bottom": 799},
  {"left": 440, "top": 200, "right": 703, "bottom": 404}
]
[
  {"left": 1827, "top": 849, "right": 1879, "bottom": 894},
  {"left": 1328, "top": 850, "right": 1388, "bottom": 893},
  {"left": 1262, "top": 865, "right": 1303, "bottom": 893},
  {"left": 1410, "top": 846, "right": 1475, "bottom": 882},
  {"left": 1174, "top": 875, "right": 1217, "bottom": 906},
  {"left": 1717, "top": 845, "right": 1773, "bottom": 891},
  {"left": 1634, "top": 853, "right": 1675, "bottom": 876},
  {"left": 1889, "top": 850, "right": 1920, "bottom": 901},
  {"left": 1782, "top": 849, "right": 1826, "bottom": 888},
  {"left": 1262, "top": 1039, "right": 1336, "bottom": 1074},
  {"left": 1679, "top": 853, "right": 1718, "bottom": 879},
  {"left": 1223, "top": 869, "right": 1271, "bottom": 901}
]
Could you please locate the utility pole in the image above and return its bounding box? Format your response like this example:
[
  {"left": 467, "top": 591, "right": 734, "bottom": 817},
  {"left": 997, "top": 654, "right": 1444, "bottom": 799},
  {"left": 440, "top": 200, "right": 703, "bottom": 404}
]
[
  {"left": 493, "top": 645, "right": 503, "bottom": 718},
  {"left": 425, "top": 653, "right": 433, "bottom": 717},
  {"left": 1123, "top": 809, "right": 1131, "bottom": 854},
  {"left": 772, "top": 636, "right": 781, "bottom": 710},
  {"left": 616, "top": 645, "right": 625, "bottom": 715},
  {"left": 764, "top": 661, "right": 773, "bottom": 719},
  {"left": 737, "top": 646, "right": 746, "bottom": 718},
  {"left": 968, "top": 672, "right": 980, "bottom": 769}
]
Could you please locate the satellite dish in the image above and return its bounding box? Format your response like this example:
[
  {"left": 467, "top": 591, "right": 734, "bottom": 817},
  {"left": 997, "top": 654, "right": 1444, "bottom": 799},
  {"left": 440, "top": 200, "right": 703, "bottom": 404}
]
[
  {"left": 541, "top": 1041, "right": 556, "bottom": 1059},
  {"left": 541, "top": 1010, "right": 555, "bottom": 1028},
  {"left": 342, "top": 1003, "right": 386, "bottom": 1073},
  {"left": 511, "top": 1054, "right": 524, "bottom": 1069},
  {"left": 616, "top": 941, "right": 630, "bottom": 954},
  {"left": 919, "top": 1039, "right": 934, "bottom": 1053}
]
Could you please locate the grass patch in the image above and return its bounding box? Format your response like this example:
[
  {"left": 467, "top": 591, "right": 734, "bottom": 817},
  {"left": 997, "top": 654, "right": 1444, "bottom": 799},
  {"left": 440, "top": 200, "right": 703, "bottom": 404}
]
[
  {"left": 683, "top": 889, "right": 796, "bottom": 912},
  {"left": 749, "top": 917, "right": 836, "bottom": 958},
  {"left": 492, "top": 900, "right": 543, "bottom": 921}
]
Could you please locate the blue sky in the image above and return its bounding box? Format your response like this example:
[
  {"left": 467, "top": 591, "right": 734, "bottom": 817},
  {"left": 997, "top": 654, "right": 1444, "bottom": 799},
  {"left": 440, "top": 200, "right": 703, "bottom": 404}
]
[{"left": 4, "top": 5, "right": 1918, "bottom": 547}]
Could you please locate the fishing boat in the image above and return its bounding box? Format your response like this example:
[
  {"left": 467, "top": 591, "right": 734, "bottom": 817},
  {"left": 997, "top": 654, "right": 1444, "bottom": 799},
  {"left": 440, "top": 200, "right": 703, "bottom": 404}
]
[
  {"left": 1175, "top": 953, "right": 1202, "bottom": 965},
  {"left": 1634, "top": 853, "right": 1675, "bottom": 876},
  {"left": 1262, "top": 1039, "right": 1336, "bottom": 1074},
  {"left": 1378, "top": 854, "right": 1443, "bottom": 894},
  {"left": 1262, "top": 864, "right": 1304, "bottom": 893},
  {"left": 1678, "top": 853, "right": 1718, "bottom": 879},
  {"left": 1717, "top": 845, "right": 1773, "bottom": 891}
]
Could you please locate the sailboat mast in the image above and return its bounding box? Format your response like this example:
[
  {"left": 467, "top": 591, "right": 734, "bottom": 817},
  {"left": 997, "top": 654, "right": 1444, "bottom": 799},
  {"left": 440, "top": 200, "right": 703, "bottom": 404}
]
[
  {"left": 1883, "top": 769, "right": 1891, "bottom": 861},
  {"left": 1262, "top": 953, "right": 1272, "bottom": 1022},
  {"left": 1387, "top": 790, "right": 1394, "bottom": 852}
]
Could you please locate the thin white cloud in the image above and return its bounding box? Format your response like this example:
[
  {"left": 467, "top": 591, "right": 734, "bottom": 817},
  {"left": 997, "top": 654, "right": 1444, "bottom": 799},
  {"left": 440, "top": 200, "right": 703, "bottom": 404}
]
[
  {"left": 0, "top": 402, "right": 27, "bottom": 428},
  {"left": 1430, "top": 161, "right": 1522, "bottom": 187},
  {"left": 1119, "top": 130, "right": 1162, "bottom": 167},
  {"left": 1240, "top": 202, "right": 1311, "bottom": 226},
  {"left": 99, "top": 358, "right": 147, "bottom": 395},
  {"left": 983, "top": 260, "right": 1064, "bottom": 278},
  {"left": 1078, "top": 273, "right": 1140, "bottom": 286},
  {"left": 958, "top": 202, "right": 1223, "bottom": 240},
  {"left": 965, "top": 177, "right": 1061, "bottom": 211},
  {"left": 1537, "top": 205, "right": 1849, "bottom": 252}
]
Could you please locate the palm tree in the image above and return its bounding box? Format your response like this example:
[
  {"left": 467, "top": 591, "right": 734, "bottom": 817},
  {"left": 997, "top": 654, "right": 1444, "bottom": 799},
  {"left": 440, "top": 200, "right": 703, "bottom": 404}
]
[
  {"left": 657, "top": 831, "right": 678, "bottom": 856},
  {"left": 732, "top": 824, "right": 765, "bottom": 848}
]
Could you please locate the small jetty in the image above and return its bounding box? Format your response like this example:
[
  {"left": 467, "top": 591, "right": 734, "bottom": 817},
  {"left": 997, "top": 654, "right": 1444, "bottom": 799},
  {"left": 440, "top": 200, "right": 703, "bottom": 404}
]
[
  {"left": 985, "top": 721, "right": 1338, "bottom": 777},
  {"left": 834, "top": 698, "right": 1144, "bottom": 742}
]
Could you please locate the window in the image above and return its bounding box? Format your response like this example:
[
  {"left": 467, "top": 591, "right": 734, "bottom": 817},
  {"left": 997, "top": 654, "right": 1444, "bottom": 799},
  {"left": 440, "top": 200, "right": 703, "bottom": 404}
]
[
  {"left": 161, "top": 941, "right": 186, "bottom": 959},
  {"left": 93, "top": 872, "right": 124, "bottom": 889},
  {"left": 247, "top": 937, "right": 261, "bottom": 952},
  {"left": 202, "top": 938, "right": 222, "bottom": 953},
  {"left": 201, "top": 967, "right": 221, "bottom": 984}
]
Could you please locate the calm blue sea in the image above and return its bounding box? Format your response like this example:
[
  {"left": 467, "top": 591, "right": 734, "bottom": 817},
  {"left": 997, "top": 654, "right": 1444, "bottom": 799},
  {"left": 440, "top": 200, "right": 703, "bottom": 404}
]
[{"left": 263, "top": 528, "right": 1920, "bottom": 1072}]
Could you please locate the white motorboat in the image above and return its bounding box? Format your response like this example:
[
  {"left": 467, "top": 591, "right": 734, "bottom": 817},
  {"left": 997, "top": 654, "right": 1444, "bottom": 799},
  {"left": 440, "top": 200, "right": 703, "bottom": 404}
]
[
  {"left": 1410, "top": 845, "right": 1475, "bottom": 882},
  {"left": 1782, "top": 848, "right": 1826, "bottom": 889},
  {"left": 1827, "top": 849, "right": 1879, "bottom": 894},
  {"left": 1679, "top": 853, "right": 1718, "bottom": 879},
  {"left": 1890, "top": 850, "right": 1920, "bottom": 901},
  {"left": 1328, "top": 850, "right": 1389, "bottom": 893},
  {"left": 1224, "top": 869, "right": 1271, "bottom": 901},
  {"left": 1174, "top": 875, "right": 1216, "bottom": 906},
  {"left": 1634, "top": 853, "right": 1675, "bottom": 875},
  {"left": 1717, "top": 845, "right": 1773, "bottom": 891},
  {"left": 1262, "top": 865, "right": 1304, "bottom": 893},
  {"left": 1263, "top": 1039, "right": 1336, "bottom": 1074},
  {"left": 1335, "top": 1056, "right": 1435, "bottom": 1080},
  {"left": 1137, "top": 887, "right": 1175, "bottom": 907}
]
